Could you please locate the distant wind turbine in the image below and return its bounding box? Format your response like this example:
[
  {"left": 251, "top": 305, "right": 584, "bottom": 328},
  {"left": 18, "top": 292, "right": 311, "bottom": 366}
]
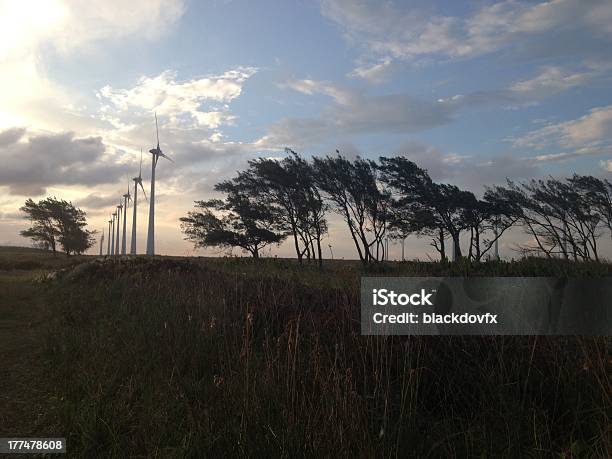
[
  {"left": 116, "top": 200, "right": 123, "bottom": 256},
  {"left": 130, "top": 149, "right": 147, "bottom": 255},
  {"left": 107, "top": 218, "right": 112, "bottom": 255},
  {"left": 146, "top": 113, "right": 173, "bottom": 256},
  {"left": 121, "top": 182, "right": 131, "bottom": 255},
  {"left": 111, "top": 212, "right": 116, "bottom": 255}
]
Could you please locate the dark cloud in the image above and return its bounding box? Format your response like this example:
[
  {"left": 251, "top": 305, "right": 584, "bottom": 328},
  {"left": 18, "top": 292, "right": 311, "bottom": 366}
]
[
  {"left": 0, "top": 128, "right": 128, "bottom": 196},
  {"left": 0, "top": 127, "right": 26, "bottom": 147},
  {"left": 75, "top": 193, "right": 123, "bottom": 210},
  {"left": 259, "top": 89, "right": 455, "bottom": 149}
]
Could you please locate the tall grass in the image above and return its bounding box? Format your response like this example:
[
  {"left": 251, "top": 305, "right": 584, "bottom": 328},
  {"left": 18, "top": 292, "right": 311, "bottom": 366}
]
[{"left": 45, "top": 258, "right": 610, "bottom": 457}]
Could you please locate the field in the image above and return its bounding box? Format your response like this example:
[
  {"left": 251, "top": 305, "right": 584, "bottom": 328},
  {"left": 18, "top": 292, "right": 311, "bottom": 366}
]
[{"left": 0, "top": 247, "right": 610, "bottom": 457}]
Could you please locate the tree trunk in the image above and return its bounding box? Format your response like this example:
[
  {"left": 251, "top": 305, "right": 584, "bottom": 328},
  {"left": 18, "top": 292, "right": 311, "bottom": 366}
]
[
  {"left": 452, "top": 232, "right": 462, "bottom": 261},
  {"left": 292, "top": 230, "right": 302, "bottom": 264},
  {"left": 439, "top": 228, "right": 446, "bottom": 261}
]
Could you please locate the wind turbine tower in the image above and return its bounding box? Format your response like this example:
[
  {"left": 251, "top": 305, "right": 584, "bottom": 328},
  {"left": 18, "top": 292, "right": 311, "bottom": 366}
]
[
  {"left": 107, "top": 218, "right": 112, "bottom": 255},
  {"left": 115, "top": 201, "right": 123, "bottom": 256},
  {"left": 146, "top": 113, "right": 173, "bottom": 256},
  {"left": 121, "top": 184, "right": 131, "bottom": 255},
  {"left": 111, "top": 213, "right": 116, "bottom": 256},
  {"left": 99, "top": 229, "right": 104, "bottom": 256},
  {"left": 131, "top": 150, "right": 147, "bottom": 255}
]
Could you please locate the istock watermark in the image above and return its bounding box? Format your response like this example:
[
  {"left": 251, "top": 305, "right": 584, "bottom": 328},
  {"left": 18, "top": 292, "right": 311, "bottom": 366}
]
[{"left": 361, "top": 277, "right": 612, "bottom": 336}]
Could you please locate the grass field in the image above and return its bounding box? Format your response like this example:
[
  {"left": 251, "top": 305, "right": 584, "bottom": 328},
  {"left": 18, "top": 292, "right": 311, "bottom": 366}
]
[{"left": 0, "top": 247, "right": 610, "bottom": 457}]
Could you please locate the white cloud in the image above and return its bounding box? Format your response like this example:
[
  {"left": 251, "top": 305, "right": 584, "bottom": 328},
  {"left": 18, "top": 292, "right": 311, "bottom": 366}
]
[
  {"left": 348, "top": 58, "right": 393, "bottom": 84},
  {"left": 98, "top": 68, "right": 257, "bottom": 131},
  {"left": 510, "top": 66, "right": 593, "bottom": 97},
  {"left": 514, "top": 105, "right": 612, "bottom": 150},
  {"left": 600, "top": 160, "right": 612, "bottom": 172},
  {"left": 280, "top": 79, "right": 352, "bottom": 104},
  {"left": 0, "top": 0, "right": 185, "bottom": 59},
  {"left": 0, "top": 0, "right": 187, "bottom": 134}
]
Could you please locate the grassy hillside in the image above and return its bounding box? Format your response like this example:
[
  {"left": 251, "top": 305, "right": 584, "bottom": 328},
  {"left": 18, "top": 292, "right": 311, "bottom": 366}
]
[
  {"left": 0, "top": 245, "right": 89, "bottom": 271},
  {"left": 1, "top": 250, "right": 610, "bottom": 457},
  {"left": 47, "top": 258, "right": 611, "bottom": 457}
]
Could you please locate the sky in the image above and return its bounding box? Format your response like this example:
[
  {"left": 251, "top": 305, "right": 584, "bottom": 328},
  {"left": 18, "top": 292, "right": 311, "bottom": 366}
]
[{"left": 1, "top": 0, "right": 612, "bottom": 260}]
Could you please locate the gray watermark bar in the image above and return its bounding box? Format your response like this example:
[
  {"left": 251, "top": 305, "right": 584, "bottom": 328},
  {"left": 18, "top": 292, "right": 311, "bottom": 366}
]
[
  {"left": 0, "top": 438, "right": 66, "bottom": 454},
  {"left": 361, "top": 277, "right": 612, "bottom": 335}
]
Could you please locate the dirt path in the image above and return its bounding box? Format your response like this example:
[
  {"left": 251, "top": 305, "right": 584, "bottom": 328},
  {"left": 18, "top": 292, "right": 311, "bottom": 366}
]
[{"left": 0, "top": 271, "right": 58, "bottom": 437}]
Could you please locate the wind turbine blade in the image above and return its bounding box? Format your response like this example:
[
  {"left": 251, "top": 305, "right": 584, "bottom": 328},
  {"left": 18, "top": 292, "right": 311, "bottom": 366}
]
[
  {"left": 139, "top": 181, "right": 148, "bottom": 202},
  {"left": 158, "top": 151, "right": 174, "bottom": 163},
  {"left": 139, "top": 148, "right": 143, "bottom": 177},
  {"left": 155, "top": 112, "right": 160, "bottom": 149}
]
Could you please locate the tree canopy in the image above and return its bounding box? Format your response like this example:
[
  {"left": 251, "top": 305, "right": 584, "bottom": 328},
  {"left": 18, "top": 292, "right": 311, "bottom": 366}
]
[
  {"left": 20, "top": 197, "right": 96, "bottom": 255},
  {"left": 180, "top": 150, "right": 611, "bottom": 264},
  {"left": 180, "top": 180, "right": 288, "bottom": 258}
]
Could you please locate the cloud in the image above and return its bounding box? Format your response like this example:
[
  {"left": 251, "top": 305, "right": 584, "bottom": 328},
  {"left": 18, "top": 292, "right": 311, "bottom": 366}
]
[
  {"left": 321, "top": 0, "right": 612, "bottom": 66},
  {"left": 514, "top": 105, "right": 612, "bottom": 150},
  {"left": 348, "top": 58, "right": 393, "bottom": 84},
  {"left": 0, "top": 127, "right": 26, "bottom": 147},
  {"left": 600, "top": 160, "right": 612, "bottom": 172},
  {"left": 510, "top": 66, "right": 595, "bottom": 98},
  {"left": 0, "top": 0, "right": 185, "bottom": 59},
  {"left": 438, "top": 62, "right": 607, "bottom": 112},
  {"left": 280, "top": 79, "right": 352, "bottom": 104},
  {"left": 0, "top": 0, "right": 186, "bottom": 134},
  {"left": 258, "top": 80, "right": 455, "bottom": 149},
  {"left": 0, "top": 128, "right": 128, "bottom": 195},
  {"left": 262, "top": 68, "right": 589, "bottom": 150},
  {"left": 391, "top": 140, "right": 539, "bottom": 191},
  {"left": 98, "top": 68, "right": 257, "bottom": 132},
  {"left": 76, "top": 193, "right": 123, "bottom": 210}
]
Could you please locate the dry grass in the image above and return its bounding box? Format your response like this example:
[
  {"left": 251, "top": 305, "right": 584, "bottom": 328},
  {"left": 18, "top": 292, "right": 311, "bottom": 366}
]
[{"left": 37, "top": 256, "right": 611, "bottom": 457}]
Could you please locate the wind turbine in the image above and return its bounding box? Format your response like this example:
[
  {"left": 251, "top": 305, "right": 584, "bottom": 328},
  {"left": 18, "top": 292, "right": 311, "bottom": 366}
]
[
  {"left": 146, "top": 113, "right": 173, "bottom": 256},
  {"left": 99, "top": 229, "right": 104, "bottom": 256},
  {"left": 107, "top": 218, "right": 112, "bottom": 255},
  {"left": 130, "top": 149, "right": 147, "bottom": 255},
  {"left": 115, "top": 200, "right": 123, "bottom": 256},
  {"left": 121, "top": 182, "right": 131, "bottom": 255},
  {"left": 111, "top": 212, "right": 116, "bottom": 256}
]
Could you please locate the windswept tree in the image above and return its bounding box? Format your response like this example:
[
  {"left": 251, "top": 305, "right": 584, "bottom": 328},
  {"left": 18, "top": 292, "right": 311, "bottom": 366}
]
[
  {"left": 313, "top": 154, "right": 390, "bottom": 264},
  {"left": 496, "top": 177, "right": 604, "bottom": 261},
  {"left": 567, "top": 174, "right": 612, "bottom": 240},
  {"left": 379, "top": 157, "right": 471, "bottom": 261},
  {"left": 180, "top": 181, "right": 288, "bottom": 258},
  {"left": 20, "top": 197, "right": 95, "bottom": 255},
  {"left": 464, "top": 190, "right": 521, "bottom": 261},
  {"left": 221, "top": 150, "right": 328, "bottom": 265}
]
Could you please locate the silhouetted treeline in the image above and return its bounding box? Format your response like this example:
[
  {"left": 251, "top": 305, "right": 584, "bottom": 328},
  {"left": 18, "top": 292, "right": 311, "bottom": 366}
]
[{"left": 181, "top": 151, "right": 612, "bottom": 263}]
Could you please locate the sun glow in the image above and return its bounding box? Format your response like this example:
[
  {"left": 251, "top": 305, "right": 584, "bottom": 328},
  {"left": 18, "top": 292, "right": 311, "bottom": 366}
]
[{"left": 0, "top": 0, "right": 68, "bottom": 58}]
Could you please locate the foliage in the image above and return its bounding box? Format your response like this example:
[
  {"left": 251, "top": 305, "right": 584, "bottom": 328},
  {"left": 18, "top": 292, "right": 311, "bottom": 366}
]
[
  {"left": 314, "top": 153, "right": 391, "bottom": 264},
  {"left": 182, "top": 152, "right": 612, "bottom": 265},
  {"left": 495, "top": 176, "right": 611, "bottom": 261},
  {"left": 19, "top": 197, "right": 95, "bottom": 255},
  {"left": 220, "top": 149, "right": 328, "bottom": 265},
  {"left": 180, "top": 180, "right": 288, "bottom": 258}
]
